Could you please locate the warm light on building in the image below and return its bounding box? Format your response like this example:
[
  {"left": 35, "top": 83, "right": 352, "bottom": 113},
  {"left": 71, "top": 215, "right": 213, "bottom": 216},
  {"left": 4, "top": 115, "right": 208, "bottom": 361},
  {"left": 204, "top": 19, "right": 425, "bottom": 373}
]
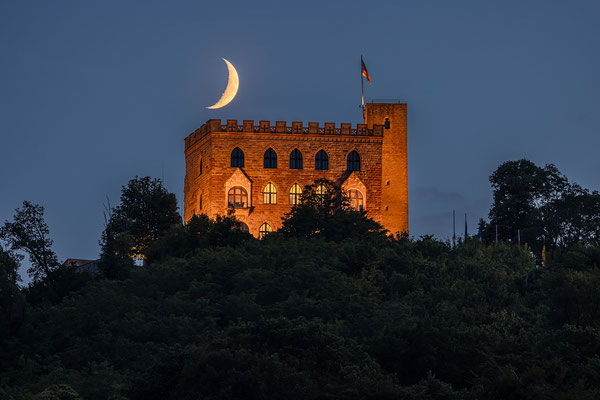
[{"left": 184, "top": 102, "right": 408, "bottom": 237}]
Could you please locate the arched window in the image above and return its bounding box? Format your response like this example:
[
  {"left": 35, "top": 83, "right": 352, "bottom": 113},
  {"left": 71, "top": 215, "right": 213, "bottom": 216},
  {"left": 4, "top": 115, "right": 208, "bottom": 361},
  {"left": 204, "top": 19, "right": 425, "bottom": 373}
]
[
  {"left": 347, "top": 151, "right": 360, "bottom": 171},
  {"left": 239, "top": 222, "right": 249, "bottom": 232},
  {"left": 199, "top": 158, "right": 203, "bottom": 175},
  {"left": 263, "top": 183, "right": 277, "bottom": 204},
  {"left": 231, "top": 147, "right": 245, "bottom": 168},
  {"left": 264, "top": 148, "right": 277, "bottom": 168},
  {"left": 315, "top": 150, "right": 328, "bottom": 170},
  {"left": 348, "top": 189, "right": 364, "bottom": 211},
  {"left": 315, "top": 183, "right": 327, "bottom": 203},
  {"left": 228, "top": 186, "right": 248, "bottom": 208},
  {"left": 259, "top": 223, "right": 272, "bottom": 239},
  {"left": 289, "top": 183, "right": 302, "bottom": 205},
  {"left": 289, "top": 149, "right": 303, "bottom": 169}
]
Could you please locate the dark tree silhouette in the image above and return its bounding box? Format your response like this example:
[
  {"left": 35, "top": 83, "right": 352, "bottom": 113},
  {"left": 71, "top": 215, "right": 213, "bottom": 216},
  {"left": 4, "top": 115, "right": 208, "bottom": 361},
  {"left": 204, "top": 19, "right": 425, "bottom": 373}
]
[
  {"left": 0, "top": 201, "right": 59, "bottom": 282},
  {"left": 99, "top": 176, "right": 181, "bottom": 278},
  {"left": 279, "top": 179, "right": 387, "bottom": 242},
  {"left": 486, "top": 159, "right": 600, "bottom": 254}
]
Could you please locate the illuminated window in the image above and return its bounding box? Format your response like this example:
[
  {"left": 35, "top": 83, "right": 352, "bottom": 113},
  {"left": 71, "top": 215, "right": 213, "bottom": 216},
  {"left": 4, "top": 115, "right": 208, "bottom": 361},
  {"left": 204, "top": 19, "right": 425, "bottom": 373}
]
[
  {"left": 133, "top": 253, "right": 144, "bottom": 267},
  {"left": 264, "top": 148, "right": 277, "bottom": 168},
  {"left": 289, "top": 183, "right": 302, "bottom": 205},
  {"left": 289, "top": 149, "right": 303, "bottom": 169},
  {"left": 348, "top": 189, "right": 364, "bottom": 211},
  {"left": 231, "top": 147, "right": 245, "bottom": 168},
  {"left": 239, "top": 222, "right": 249, "bottom": 232},
  {"left": 259, "top": 223, "right": 272, "bottom": 239},
  {"left": 315, "top": 150, "right": 328, "bottom": 170},
  {"left": 228, "top": 186, "right": 248, "bottom": 208},
  {"left": 263, "top": 183, "right": 277, "bottom": 204},
  {"left": 316, "top": 183, "right": 327, "bottom": 202},
  {"left": 347, "top": 151, "right": 360, "bottom": 171}
]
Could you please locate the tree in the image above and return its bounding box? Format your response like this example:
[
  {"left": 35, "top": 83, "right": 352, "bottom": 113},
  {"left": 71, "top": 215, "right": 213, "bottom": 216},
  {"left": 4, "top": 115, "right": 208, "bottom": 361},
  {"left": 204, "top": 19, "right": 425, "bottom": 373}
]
[
  {"left": 0, "top": 245, "right": 25, "bottom": 340},
  {"left": 145, "top": 213, "right": 253, "bottom": 263},
  {"left": 488, "top": 160, "right": 568, "bottom": 244},
  {"left": 99, "top": 177, "right": 181, "bottom": 278},
  {"left": 542, "top": 186, "right": 600, "bottom": 248},
  {"left": 37, "top": 384, "right": 82, "bottom": 400},
  {"left": 278, "top": 179, "right": 387, "bottom": 242},
  {"left": 486, "top": 159, "right": 600, "bottom": 254},
  {"left": 0, "top": 201, "right": 59, "bottom": 283}
]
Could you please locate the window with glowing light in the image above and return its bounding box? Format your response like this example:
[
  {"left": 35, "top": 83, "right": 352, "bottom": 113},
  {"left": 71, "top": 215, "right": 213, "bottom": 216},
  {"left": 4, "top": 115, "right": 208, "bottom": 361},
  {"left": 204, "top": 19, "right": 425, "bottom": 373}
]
[
  {"left": 228, "top": 186, "right": 248, "bottom": 208},
  {"left": 315, "top": 150, "right": 329, "bottom": 170},
  {"left": 316, "top": 183, "right": 327, "bottom": 203},
  {"left": 348, "top": 189, "right": 364, "bottom": 211},
  {"left": 263, "top": 183, "right": 277, "bottom": 204},
  {"left": 289, "top": 149, "right": 303, "bottom": 169},
  {"left": 347, "top": 151, "right": 361, "bottom": 171},
  {"left": 259, "top": 223, "right": 272, "bottom": 239},
  {"left": 264, "top": 148, "right": 277, "bottom": 168},
  {"left": 289, "top": 183, "right": 302, "bottom": 205},
  {"left": 231, "top": 147, "right": 245, "bottom": 168}
]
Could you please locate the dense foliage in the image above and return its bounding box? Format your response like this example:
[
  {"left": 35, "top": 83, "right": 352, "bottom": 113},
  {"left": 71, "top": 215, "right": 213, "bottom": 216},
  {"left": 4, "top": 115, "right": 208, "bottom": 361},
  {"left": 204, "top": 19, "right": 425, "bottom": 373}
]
[
  {"left": 1, "top": 168, "right": 600, "bottom": 399},
  {"left": 483, "top": 159, "right": 600, "bottom": 255},
  {"left": 99, "top": 176, "right": 182, "bottom": 279},
  {"left": 0, "top": 201, "right": 59, "bottom": 283}
]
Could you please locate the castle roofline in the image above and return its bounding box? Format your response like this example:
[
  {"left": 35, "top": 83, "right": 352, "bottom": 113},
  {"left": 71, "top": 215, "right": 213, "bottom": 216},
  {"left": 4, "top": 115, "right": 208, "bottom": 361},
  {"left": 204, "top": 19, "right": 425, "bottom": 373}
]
[{"left": 185, "top": 119, "right": 385, "bottom": 148}]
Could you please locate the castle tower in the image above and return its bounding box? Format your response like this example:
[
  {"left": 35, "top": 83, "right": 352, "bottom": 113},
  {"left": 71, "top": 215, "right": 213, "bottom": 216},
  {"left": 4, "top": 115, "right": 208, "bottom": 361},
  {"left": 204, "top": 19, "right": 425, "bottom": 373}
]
[
  {"left": 365, "top": 103, "right": 408, "bottom": 235},
  {"left": 183, "top": 103, "right": 407, "bottom": 238}
]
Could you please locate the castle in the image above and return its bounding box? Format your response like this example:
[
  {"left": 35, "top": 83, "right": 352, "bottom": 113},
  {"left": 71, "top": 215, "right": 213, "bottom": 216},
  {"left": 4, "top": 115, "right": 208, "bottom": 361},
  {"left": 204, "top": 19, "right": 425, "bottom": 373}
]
[{"left": 184, "top": 102, "right": 408, "bottom": 237}]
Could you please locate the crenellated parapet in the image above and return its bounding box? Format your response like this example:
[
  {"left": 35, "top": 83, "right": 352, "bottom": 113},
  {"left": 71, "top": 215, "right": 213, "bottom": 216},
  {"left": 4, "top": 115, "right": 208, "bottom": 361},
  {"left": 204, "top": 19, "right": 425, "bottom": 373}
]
[{"left": 185, "top": 119, "right": 385, "bottom": 147}]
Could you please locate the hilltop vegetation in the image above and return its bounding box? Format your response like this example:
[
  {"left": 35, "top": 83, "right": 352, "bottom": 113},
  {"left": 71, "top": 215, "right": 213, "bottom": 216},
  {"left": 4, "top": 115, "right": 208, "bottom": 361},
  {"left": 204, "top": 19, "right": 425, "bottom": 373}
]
[{"left": 1, "top": 162, "right": 600, "bottom": 399}]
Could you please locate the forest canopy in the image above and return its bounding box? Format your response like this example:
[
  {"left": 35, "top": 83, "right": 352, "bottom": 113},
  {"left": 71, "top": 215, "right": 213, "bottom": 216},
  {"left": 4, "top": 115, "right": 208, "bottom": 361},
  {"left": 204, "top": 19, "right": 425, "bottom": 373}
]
[{"left": 1, "top": 161, "right": 600, "bottom": 399}]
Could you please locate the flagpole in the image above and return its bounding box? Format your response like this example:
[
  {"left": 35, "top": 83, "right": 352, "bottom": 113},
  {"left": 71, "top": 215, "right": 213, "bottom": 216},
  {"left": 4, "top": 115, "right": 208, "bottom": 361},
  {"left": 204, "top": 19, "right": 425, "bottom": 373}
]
[
  {"left": 361, "top": 56, "right": 365, "bottom": 122},
  {"left": 453, "top": 210, "right": 456, "bottom": 248}
]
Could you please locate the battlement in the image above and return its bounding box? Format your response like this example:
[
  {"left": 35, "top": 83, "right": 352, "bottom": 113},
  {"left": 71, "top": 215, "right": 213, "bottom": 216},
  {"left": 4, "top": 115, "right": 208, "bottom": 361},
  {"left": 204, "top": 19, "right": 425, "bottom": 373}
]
[
  {"left": 185, "top": 119, "right": 385, "bottom": 147},
  {"left": 184, "top": 103, "right": 408, "bottom": 237}
]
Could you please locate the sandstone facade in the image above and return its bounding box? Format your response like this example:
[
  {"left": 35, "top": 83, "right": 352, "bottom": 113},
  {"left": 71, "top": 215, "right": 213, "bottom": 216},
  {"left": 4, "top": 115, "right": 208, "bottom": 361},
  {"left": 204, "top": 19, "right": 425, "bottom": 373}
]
[{"left": 184, "top": 103, "right": 408, "bottom": 237}]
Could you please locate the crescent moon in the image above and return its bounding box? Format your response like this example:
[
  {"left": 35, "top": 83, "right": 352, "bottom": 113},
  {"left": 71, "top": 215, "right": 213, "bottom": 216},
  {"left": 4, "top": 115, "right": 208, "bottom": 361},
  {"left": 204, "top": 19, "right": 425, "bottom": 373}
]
[{"left": 206, "top": 58, "right": 239, "bottom": 109}]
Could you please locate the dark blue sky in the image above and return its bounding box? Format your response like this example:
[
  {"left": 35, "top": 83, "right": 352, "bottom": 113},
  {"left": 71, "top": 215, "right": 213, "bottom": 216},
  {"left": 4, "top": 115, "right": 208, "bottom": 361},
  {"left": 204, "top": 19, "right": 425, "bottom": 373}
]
[{"left": 2, "top": 1, "right": 599, "bottom": 280}]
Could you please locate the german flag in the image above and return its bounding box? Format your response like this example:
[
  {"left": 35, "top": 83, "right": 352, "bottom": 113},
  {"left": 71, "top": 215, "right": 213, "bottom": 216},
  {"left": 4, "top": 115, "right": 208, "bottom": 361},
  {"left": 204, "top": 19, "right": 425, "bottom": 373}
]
[{"left": 361, "top": 56, "right": 371, "bottom": 84}]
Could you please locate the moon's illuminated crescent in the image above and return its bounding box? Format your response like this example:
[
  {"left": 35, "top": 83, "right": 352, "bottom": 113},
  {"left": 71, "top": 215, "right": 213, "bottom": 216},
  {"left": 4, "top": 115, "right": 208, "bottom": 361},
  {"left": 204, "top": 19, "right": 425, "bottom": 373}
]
[{"left": 206, "top": 58, "right": 239, "bottom": 109}]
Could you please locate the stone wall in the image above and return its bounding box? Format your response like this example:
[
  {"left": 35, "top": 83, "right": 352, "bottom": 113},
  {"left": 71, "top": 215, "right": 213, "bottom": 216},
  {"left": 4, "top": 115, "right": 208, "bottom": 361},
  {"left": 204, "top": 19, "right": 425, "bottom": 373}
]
[
  {"left": 366, "top": 103, "right": 409, "bottom": 235},
  {"left": 184, "top": 110, "right": 407, "bottom": 237}
]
